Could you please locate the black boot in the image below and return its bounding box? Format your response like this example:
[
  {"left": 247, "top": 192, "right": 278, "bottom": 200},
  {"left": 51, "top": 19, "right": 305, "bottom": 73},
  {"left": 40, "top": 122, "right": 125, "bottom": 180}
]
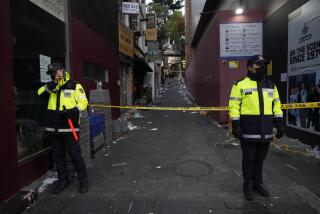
[
  {"left": 243, "top": 184, "right": 254, "bottom": 201},
  {"left": 253, "top": 184, "right": 270, "bottom": 197},
  {"left": 52, "top": 180, "right": 70, "bottom": 195},
  {"left": 79, "top": 180, "right": 89, "bottom": 193}
]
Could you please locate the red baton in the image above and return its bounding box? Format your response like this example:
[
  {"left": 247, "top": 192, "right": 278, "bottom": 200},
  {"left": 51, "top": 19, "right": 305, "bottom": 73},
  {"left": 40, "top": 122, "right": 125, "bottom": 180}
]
[
  {"left": 63, "top": 106, "right": 79, "bottom": 141},
  {"left": 67, "top": 118, "right": 79, "bottom": 141}
]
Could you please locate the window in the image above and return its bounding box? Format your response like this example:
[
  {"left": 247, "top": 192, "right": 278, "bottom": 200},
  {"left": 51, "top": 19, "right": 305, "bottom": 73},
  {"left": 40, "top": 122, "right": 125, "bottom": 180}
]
[{"left": 83, "top": 61, "right": 108, "bottom": 82}]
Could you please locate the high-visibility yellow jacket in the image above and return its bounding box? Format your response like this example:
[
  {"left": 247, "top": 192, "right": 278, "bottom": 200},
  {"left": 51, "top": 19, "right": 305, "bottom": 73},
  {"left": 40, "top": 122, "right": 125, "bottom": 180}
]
[
  {"left": 38, "top": 72, "right": 88, "bottom": 132},
  {"left": 228, "top": 77, "right": 283, "bottom": 142}
]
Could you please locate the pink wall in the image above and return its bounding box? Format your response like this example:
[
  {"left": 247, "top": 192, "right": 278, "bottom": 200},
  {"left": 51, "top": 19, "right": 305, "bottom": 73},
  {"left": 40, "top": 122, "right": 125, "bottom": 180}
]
[
  {"left": 71, "top": 17, "right": 120, "bottom": 119},
  {"left": 186, "top": 10, "right": 264, "bottom": 123}
]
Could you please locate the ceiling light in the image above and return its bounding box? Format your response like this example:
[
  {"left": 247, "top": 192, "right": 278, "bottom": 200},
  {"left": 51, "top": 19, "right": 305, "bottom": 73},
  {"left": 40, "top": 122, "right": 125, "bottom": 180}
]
[{"left": 235, "top": 7, "right": 244, "bottom": 15}]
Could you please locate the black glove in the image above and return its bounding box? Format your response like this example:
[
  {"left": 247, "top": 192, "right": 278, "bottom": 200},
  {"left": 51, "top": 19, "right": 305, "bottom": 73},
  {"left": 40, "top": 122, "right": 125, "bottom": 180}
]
[
  {"left": 232, "top": 120, "right": 243, "bottom": 139},
  {"left": 62, "top": 107, "right": 79, "bottom": 119},
  {"left": 46, "top": 81, "right": 57, "bottom": 92},
  {"left": 274, "top": 118, "right": 285, "bottom": 139}
]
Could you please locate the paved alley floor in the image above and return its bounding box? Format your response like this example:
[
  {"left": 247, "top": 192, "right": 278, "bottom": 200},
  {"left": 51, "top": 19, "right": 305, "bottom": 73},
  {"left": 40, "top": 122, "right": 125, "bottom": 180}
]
[{"left": 24, "top": 79, "right": 320, "bottom": 214}]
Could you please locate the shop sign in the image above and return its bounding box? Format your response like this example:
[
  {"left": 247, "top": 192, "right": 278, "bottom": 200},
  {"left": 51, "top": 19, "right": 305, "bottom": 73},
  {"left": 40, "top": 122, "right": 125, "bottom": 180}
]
[
  {"left": 146, "top": 29, "right": 158, "bottom": 41},
  {"left": 29, "top": 0, "right": 64, "bottom": 22},
  {"left": 287, "top": 0, "right": 320, "bottom": 135},
  {"left": 147, "top": 41, "right": 160, "bottom": 61},
  {"left": 122, "top": 2, "right": 140, "bottom": 14},
  {"left": 147, "top": 14, "right": 156, "bottom": 29},
  {"left": 220, "top": 23, "right": 262, "bottom": 59},
  {"left": 119, "top": 23, "right": 134, "bottom": 58},
  {"left": 40, "top": 54, "right": 51, "bottom": 83}
]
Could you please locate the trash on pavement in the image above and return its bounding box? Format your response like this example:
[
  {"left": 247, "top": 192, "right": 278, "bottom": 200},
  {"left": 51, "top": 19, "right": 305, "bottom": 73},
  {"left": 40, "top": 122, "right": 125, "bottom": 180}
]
[
  {"left": 150, "top": 128, "right": 158, "bottom": 131},
  {"left": 37, "top": 177, "right": 58, "bottom": 193},
  {"left": 112, "top": 163, "right": 127, "bottom": 167},
  {"left": 132, "top": 112, "right": 144, "bottom": 118},
  {"left": 285, "top": 163, "right": 298, "bottom": 170},
  {"left": 22, "top": 190, "right": 37, "bottom": 209},
  {"left": 128, "top": 122, "right": 139, "bottom": 130}
]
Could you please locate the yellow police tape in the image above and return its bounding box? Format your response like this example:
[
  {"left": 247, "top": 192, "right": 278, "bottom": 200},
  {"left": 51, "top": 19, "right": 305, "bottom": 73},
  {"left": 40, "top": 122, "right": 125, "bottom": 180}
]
[{"left": 90, "top": 102, "right": 320, "bottom": 111}]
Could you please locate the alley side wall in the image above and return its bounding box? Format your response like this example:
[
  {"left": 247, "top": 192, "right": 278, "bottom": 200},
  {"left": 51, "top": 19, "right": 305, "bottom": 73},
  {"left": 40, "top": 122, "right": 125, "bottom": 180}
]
[{"left": 186, "top": 10, "right": 263, "bottom": 123}]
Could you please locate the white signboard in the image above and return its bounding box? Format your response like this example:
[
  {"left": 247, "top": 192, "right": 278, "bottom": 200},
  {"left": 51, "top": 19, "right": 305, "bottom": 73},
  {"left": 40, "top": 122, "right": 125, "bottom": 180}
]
[
  {"left": 281, "top": 73, "right": 287, "bottom": 82},
  {"left": 122, "top": 2, "right": 140, "bottom": 14},
  {"left": 220, "top": 23, "right": 263, "bottom": 59},
  {"left": 40, "top": 54, "right": 51, "bottom": 83},
  {"left": 29, "top": 0, "right": 64, "bottom": 22},
  {"left": 287, "top": 0, "right": 320, "bottom": 134}
]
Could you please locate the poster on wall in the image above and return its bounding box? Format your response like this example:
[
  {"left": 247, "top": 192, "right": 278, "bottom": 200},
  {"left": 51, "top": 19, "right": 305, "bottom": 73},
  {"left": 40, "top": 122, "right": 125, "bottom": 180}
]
[
  {"left": 40, "top": 54, "right": 51, "bottom": 83},
  {"left": 220, "top": 23, "right": 263, "bottom": 59},
  {"left": 287, "top": 0, "right": 320, "bottom": 134},
  {"left": 29, "top": 0, "right": 64, "bottom": 22}
]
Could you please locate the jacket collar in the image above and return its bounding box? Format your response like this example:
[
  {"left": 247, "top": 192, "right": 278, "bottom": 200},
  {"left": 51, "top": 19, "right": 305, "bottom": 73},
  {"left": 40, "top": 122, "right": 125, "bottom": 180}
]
[{"left": 57, "top": 72, "right": 70, "bottom": 87}]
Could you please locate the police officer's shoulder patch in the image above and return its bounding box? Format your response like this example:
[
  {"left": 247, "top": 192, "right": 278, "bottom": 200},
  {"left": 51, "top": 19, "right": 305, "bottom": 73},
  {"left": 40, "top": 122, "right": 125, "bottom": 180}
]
[{"left": 234, "top": 78, "right": 245, "bottom": 85}]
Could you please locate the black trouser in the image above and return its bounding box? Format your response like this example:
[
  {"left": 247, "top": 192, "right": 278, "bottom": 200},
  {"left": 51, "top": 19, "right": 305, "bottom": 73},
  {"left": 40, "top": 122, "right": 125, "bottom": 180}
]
[
  {"left": 49, "top": 132, "right": 87, "bottom": 182},
  {"left": 241, "top": 141, "right": 270, "bottom": 188}
]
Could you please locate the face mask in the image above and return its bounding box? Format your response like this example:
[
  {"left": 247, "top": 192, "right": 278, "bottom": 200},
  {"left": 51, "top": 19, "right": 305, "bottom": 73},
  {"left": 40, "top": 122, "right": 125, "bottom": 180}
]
[{"left": 255, "top": 66, "right": 267, "bottom": 79}]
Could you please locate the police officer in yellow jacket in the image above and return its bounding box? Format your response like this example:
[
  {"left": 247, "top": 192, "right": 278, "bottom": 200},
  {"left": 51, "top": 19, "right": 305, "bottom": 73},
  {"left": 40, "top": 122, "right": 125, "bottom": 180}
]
[
  {"left": 228, "top": 55, "right": 285, "bottom": 201},
  {"left": 38, "top": 63, "right": 89, "bottom": 194}
]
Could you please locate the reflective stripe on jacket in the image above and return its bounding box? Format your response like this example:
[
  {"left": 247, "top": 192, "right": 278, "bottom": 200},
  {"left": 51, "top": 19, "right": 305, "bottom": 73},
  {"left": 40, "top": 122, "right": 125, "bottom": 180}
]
[
  {"left": 38, "top": 72, "right": 88, "bottom": 132},
  {"left": 228, "top": 77, "right": 283, "bottom": 142}
]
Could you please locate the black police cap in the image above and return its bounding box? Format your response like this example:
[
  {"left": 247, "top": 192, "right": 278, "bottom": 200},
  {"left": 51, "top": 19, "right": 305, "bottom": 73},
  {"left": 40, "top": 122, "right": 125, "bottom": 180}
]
[
  {"left": 247, "top": 55, "right": 270, "bottom": 67},
  {"left": 47, "top": 63, "right": 63, "bottom": 74}
]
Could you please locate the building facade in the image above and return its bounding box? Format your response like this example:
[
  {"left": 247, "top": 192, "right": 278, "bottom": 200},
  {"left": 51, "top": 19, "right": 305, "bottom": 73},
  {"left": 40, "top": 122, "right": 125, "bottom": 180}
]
[
  {"left": 185, "top": 0, "right": 320, "bottom": 146},
  {"left": 0, "top": 0, "right": 119, "bottom": 202}
]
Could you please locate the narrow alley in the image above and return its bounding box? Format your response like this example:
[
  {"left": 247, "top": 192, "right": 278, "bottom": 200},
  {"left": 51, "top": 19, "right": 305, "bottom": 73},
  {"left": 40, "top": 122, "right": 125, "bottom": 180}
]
[{"left": 24, "top": 79, "right": 320, "bottom": 214}]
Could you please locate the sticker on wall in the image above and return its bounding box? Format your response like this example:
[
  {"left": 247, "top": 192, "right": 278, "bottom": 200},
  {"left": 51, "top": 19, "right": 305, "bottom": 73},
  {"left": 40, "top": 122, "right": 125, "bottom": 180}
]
[
  {"left": 281, "top": 73, "right": 287, "bottom": 82},
  {"left": 267, "top": 60, "right": 272, "bottom": 76},
  {"left": 228, "top": 61, "right": 239, "bottom": 69}
]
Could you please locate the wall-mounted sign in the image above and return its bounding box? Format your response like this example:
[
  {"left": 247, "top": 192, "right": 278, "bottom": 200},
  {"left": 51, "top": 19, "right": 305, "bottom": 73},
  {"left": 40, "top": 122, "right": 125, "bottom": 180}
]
[
  {"left": 119, "top": 23, "right": 134, "bottom": 57},
  {"left": 122, "top": 2, "right": 140, "bottom": 14},
  {"left": 146, "top": 28, "right": 158, "bottom": 41},
  {"left": 147, "top": 41, "right": 160, "bottom": 62},
  {"left": 281, "top": 73, "right": 287, "bottom": 82},
  {"left": 29, "top": 0, "right": 64, "bottom": 22},
  {"left": 228, "top": 61, "right": 238, "bottom": 69},
  {"left": 220, "top": 23, "right": 263, "bottom": 59},
  {"left": 267, "top": 60, "right": 272, "bottom": 76},
  {"left": 40, "top": 54, "right": 51, "bottom": 83},
  {"left": 147, "top": 14, "right": 156, "bottom": 29},
  {"left": 287, "top": 0, "right": 320, "bottom": 135}
]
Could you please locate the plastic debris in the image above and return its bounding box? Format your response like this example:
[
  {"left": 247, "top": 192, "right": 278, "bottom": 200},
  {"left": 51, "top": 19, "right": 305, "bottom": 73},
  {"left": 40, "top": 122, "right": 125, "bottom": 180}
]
[
  {"left": 37, "top": 177, "right": 58, "bottom": 193},
  {"left": 128, "top": 122, "right": 139, "bottom": 130},
  {"left": 156, "top": 166, "right": 162, "bottom": 169},
  {"left": 22, "top": 190, "right": 37, "bottom": 209},
  {"left": 286, "top": 164, "right": 298, "bottom": 170},
  {"left": 132, "top": 112, "right": 143, "bottom": 118},
  {"left": 150, "top": 128, "right": 158, "bottom": 131},
  {"left": 112, "top": 163, "right": 127, "bottom": 167}
]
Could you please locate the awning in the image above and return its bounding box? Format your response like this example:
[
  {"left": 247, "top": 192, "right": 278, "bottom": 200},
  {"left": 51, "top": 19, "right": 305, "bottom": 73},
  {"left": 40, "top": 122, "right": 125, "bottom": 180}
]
[{"left": 133, "top": 57, "right": 153, "bottom": 73}]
